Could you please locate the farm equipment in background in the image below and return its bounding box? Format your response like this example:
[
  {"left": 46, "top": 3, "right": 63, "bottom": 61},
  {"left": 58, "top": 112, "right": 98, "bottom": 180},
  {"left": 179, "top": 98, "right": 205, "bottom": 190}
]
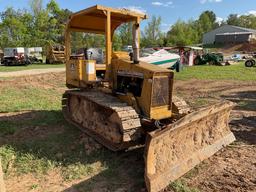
[
  {"left": 62, "top": 5, "right": 236, "bottom": 192},
  {"left": 2, "top": 47, "right": 31, "bottom": 66},
  {"left": 46, "top": 44, "right": 65, "bottom": 64},
  {"left": 70, "top": 48, "right": 104, "bottom": 64},
  {"left": 252, "top": 52, "right": 256, "bottom": 59},
  {"left": 245, "top": 59, "right": 255, "bottom": 67},
  {"left": 25, "top": 47, "right": 43, "bottom": 63},
  {"left": 194, "top": 52, "right": 224, "bottom": 65}
]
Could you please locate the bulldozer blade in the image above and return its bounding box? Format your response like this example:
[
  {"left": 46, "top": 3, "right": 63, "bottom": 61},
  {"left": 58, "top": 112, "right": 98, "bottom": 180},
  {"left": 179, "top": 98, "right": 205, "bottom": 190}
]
[{"left": 144, "top": 101, "right": 235, "bottom": 192}]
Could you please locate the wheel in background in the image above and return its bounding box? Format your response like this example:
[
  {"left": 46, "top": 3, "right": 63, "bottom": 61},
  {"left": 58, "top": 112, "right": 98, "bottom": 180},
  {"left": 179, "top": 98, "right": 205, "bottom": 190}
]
[{"left": 245, "top": 60, "right": 255, "bottom": 67}]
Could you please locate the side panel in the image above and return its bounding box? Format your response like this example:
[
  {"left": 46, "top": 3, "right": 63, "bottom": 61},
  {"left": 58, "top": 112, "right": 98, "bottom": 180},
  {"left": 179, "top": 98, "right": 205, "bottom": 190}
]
[
  {"left": 66, "top": 59, "right": 82, "bottom": 87},
  {"left": 66, "top": 59, "right": 102, "bottom": 87},
  {"left": 144, "top": 101, "right": 236, "bottom": 192}
]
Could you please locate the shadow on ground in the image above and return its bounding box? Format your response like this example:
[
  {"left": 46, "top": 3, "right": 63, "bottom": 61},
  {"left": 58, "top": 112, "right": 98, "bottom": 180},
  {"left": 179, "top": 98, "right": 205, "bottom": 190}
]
[
  {"left": 230, "top": 116, "right": 256, "bottom": 145},
  {"left": 0, "top": 110, "right": 145, "bottom": 192},
  {"left": 221, "top": 90, "right": 256, "bottom": 111},
  {"left": 220, "top": 90, "right": 256, "bottom": 145}
]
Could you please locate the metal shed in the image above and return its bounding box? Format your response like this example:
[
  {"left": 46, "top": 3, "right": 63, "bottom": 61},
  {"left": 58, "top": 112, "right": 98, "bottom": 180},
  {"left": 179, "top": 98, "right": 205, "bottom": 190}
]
[{"left": 203, "top": 25, "right": 256, "bottom": 45}]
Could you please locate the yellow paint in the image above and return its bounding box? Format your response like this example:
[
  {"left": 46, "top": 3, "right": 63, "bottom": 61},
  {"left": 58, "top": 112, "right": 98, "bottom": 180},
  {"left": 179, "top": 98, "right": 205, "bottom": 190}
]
[
  {"left": 150, "top": 106, "right": 172, "bottom": 120},
  {"left": 105, "top": 11, "right": 112, "bottom": 81},
  {"left": 65, "top": 5, "right": 175, "bottom": 120}
]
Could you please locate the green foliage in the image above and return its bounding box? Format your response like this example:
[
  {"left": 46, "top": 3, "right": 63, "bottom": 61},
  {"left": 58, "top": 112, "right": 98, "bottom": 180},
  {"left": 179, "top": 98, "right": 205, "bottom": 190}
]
[
  {"left": 113, "top": 34, "right": 122, "bottom": 51},
  {"left": 1, "top": 1, "right": 256, "bottom": 51},
  {"left": 0, "top": 0, "right": 71, "bottom": 49},
  {"left": 227, "top": 14, "right": 256, "bottom": 29},
  {"left": 167, "top": 11, "right": 217, "bottom": 46},
  {"left": 70, "top": 32, "right": 105, "bottom": 53},
  {"left": 141, "top": 16, "right": 165, "bottom": 47},
  {"left": 167, "top": 20, "right": 199, "bottom": 46},
  {"left": 0, "top": 145, "right": 16, "bottom": 173},
  {"left": 118, "top": 23, "right": 133, "bottom": 46},
  {"left": 167, "top": 10, "right": 256, "bottom": 46}
]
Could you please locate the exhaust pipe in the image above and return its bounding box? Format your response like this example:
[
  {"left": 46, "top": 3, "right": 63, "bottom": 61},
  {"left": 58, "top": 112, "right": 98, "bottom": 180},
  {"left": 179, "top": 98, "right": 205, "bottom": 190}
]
[{"left": 132, "top": 22, "right": 140, "bottom": 64}]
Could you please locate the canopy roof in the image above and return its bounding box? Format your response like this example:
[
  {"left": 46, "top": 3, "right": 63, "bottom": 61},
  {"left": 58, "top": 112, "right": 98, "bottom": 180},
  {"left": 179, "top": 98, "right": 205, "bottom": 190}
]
[{"left": 67, "top": 5, "right": 147, "bottom": 34}]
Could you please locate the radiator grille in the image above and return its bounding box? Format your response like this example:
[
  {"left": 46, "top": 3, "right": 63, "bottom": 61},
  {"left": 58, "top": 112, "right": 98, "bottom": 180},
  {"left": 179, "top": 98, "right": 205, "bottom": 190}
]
[{"left": 152, "top": 77, "right": 169, "bottom": 107}]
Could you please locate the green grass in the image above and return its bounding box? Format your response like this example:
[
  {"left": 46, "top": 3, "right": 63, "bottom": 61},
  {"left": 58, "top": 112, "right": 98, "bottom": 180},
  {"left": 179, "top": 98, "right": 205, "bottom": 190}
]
[
  {"left": 62, "top": 162, "right": 94, "bottom": 181},
  {"left": 0, "top": 86, "right": 61, "bottom": 112},
  {"left": 0, "top": 63, "right": 64, "bottom": 72},
  {"left": 0, "top": 79, "right": 145, "bottom": 191},
  {"left": 169, "top": 180, "right": 200, "bottom": 192},
  {"left": 175, "top": 63, "right": 256, "bottom": 81}
]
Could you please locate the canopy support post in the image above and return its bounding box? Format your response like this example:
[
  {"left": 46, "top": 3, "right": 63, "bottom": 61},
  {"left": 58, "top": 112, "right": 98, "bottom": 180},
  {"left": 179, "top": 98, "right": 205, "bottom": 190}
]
[{"left": 105, "top": 10, "right": 112, "bottom": 81}]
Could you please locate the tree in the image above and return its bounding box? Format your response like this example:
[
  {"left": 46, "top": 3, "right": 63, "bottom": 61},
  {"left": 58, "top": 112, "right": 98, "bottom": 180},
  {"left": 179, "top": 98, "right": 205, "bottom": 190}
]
[
  {"left": 118, "top": 23, "right": 133, "bottom": 46},
  {"left": 226, "top": 14, "right": 240, "bottom": 26},
  {"left": 46, "top": 0, "right": 72, "bottom": 44},
  {"left": 167, "top": 20, "right": 199, "bottom": 46},
  {"left": 29, "top": 0, "right": 43, "bottom": 16},
  {"left": 200, "top": 11, "right": 216, "bottom": 25},
  {"left": 142, "top": 16, "right": 163, "bottom": 47},
  {"left": 226, "top": 14, "right": 256, "bottom": 29},
  {"left": 0, "top": 8, "right": 29, "bottom": 48},
  {"left": 112, "top": 34, "right": 122, "bottom": 51},
  {"left": 166, "top": 10, "right": 218, "bottom": 46}
]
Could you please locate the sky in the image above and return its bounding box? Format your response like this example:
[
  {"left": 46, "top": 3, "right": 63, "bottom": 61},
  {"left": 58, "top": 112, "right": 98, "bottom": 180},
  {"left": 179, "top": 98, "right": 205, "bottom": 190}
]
[{"left": 0, "top": 0, "right": 255, "bottom": 31}]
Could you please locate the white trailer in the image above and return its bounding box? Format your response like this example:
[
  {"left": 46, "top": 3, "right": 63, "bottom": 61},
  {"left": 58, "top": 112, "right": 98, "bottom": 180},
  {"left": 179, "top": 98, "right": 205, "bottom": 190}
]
[
  {"left": 25, "top": 47, "right": 43, "bottom": 63},
  {"left": 2, "top": 47, "right": 31, "bottom": 66}
]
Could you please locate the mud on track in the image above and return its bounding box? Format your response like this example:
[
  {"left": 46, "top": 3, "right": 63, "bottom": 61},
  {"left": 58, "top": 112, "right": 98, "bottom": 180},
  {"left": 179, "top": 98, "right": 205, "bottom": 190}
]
[{"left": 0, "top": 73, "right": 255, "bottom": 192}]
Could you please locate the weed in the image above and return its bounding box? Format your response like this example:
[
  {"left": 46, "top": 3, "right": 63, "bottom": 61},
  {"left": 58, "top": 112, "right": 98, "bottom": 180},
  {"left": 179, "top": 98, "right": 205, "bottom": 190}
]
[
  {"left": 15, "top": 153, "right": 56, "bottom": 174},
  {"left": 62, "top": 162, "right": 94, "bottom": 181},
  {"left": 0, "top": 145, "right": 16, "bottom": 173},
  {"left": 169, "top": 180, "right": 200, "bottom": 192},
  {"left": 30, "top": 184, "right": 39, "bottom": 190}
]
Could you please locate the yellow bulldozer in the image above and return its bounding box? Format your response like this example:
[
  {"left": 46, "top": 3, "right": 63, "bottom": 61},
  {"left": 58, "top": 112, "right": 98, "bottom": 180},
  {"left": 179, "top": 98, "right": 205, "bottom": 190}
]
[{"left": 62, "top": 5, "right": 235, "bottom": 192}]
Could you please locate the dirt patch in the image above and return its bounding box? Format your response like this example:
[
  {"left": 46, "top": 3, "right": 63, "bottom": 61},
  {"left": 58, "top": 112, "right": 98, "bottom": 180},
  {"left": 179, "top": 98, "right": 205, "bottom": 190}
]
[
  {"left": 5, "top": 169, "right": 98, "bottom": 192},
  {"left": 174, "top": 80, "right": 256, "bottom": 109},
  {"left": 185, "top": 145, "right": 256, "bottom": 192},
  {"left": 0, "top": 111, "right": 37, "bottom": 121},
  {"left": 0, "top": 72, "right": 66, "bottom": 91},
  {"left": 0, "top": 68, "right": 65, "bottom": 78},
  {"left": 218, "top": 42, "right": 256, "bottom": 54}
]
